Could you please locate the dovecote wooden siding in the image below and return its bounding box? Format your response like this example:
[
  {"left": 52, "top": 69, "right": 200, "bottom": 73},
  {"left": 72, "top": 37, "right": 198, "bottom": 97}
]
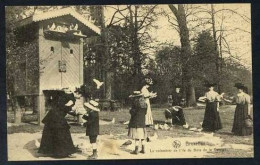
[{"left": 38, "top": 21, "right": 83, "bottom": 92}]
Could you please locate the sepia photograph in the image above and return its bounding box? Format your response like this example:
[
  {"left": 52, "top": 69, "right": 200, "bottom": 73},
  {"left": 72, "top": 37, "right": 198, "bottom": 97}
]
[{"left": 5, "top": 4, "right": 253, "bottom": 161}]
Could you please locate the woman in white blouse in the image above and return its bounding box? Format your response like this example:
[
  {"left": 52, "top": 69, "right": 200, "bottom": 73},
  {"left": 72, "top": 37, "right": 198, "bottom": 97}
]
[
  {"left": 202, "top": 83, "right": 224, "bottom": 132},
  {"left": 141, "top": 77, "right": 157, "bottom": 141},
  {"left": 232, "top": 83, "right": 252, "bottom": 136}
]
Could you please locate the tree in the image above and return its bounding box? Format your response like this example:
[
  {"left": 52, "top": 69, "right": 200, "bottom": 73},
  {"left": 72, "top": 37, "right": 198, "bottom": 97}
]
[
  {"left": 168, "top": 4, "right": 197, "bottom": 106},
  {"left": 107, "top": 5, "right": 158, "bottom": 90},
  {"left": 152, "top": 46, "right": 182, "bottom": 103}
]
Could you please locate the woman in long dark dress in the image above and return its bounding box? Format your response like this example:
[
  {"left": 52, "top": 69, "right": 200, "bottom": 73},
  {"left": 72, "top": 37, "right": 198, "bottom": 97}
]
[
  {"left": 202, "top": 83, "right": 223, "bottom": 132},
  {"left": 232, "top": 83, "right": 253, "bottom": 136},
  {"left": 38, "top": 88, "right": 77, "bottom": 158}
]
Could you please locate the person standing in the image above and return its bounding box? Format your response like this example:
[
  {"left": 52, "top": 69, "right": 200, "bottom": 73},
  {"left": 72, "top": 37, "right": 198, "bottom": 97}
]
[
  {"left": 202, "top": 83, "right": 223, "bottom": 132},
  {"left": 128, "top": 91, "right": 147, "bottom": 154},
  {"left": 232, "top": 83, "right": 253, "bottom": 136},
  {"left": 141, "top": 77, "right": 157, "bottom": 142},
  {"left": 83, "top": 100, "right": 100, "bottom": 159},
  {"left": 172, "top": 86, "right": 185, "bottom": 107},
  {"left": 38, "top": 88, "right": 77, "bottom": 158}
]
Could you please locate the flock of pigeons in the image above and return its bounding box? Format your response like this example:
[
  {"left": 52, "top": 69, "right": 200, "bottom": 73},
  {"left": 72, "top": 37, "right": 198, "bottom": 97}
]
[{"left": 47, "top": 23, "right": 83, "bottom": 36}]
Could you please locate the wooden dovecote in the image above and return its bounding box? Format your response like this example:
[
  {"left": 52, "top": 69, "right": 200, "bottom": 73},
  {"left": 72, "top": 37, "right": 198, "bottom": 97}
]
[{"left": 13, "top": 8, "right": 101, "bottom": 125}]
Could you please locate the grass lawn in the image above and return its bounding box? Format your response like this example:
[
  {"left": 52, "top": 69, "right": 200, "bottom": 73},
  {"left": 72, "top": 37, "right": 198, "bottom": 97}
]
[{"left": 7, "top": 104, "right": 254, "bottom": 158}]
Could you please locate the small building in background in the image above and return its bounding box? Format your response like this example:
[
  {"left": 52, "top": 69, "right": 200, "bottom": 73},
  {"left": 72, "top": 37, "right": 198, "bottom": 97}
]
[{"left": 13, "top": 8, "right": 101, "bottom": 125}]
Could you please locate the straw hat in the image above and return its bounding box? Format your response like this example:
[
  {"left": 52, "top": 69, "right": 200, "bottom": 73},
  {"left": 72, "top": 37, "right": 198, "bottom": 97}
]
[{"left": 205, "top": 82, "right": 217, "bottom": 87}]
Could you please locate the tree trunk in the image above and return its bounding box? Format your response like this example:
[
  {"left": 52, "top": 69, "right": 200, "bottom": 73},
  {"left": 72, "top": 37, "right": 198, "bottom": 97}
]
[
  {"left": 95, "top": 6, "right": 113, "bottom": 99},
  {"left": 168, "top": 4, "right": 196, "bottom": 107},
  {"left": 211, "top": 4, "right": 220, "bottom": 93},
  {"left": 129, "top": 5, "right": 142, "bottom": 89}
]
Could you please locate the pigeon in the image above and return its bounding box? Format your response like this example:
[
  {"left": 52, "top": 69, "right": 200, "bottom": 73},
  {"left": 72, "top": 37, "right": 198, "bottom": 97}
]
[
  {"left": 159, "top": 124, "right": 164, "bottom": 130},
  {"left": 189, "top": 127, "right": 197, "bottom": 131},
  {"left": 121, "top": 140, "right": 132, "bottom": 146},
  {"left": 93, "top": 78, "right": 104, "bottom": 89},
  {"left": 65, "top": 100, "right": 74, "bottom": 106},
  {"left": 197, "top": 128, "right": 203, "bottom": 132},
  {"left": 35, "top": 139, "right": 40, "bottom": 148},
  {"left": 150, "top": 132, "right": 158, "bottom": 141},
  {"left": 111, "top": 118, "right": 115, "bottom": 124},
  {"left": 163, "top": 123, "right": 170, "bottom": 130},
  {"left": 69, "top": 24, "right": 74, "bottom": 30},
  {"left": 74, "top": 23, "right": 78, "bottom": 30},
  {"left": 50, "top": 23, "right": 56, "bottom": 30},
  {"left": 123, "top": 120, "right": 129, "bottom": 125},
  {"left": 154, "top": 124, "right": 159, "bottom": 130},
  {"left": 183, "top": 123, "right": 189, "bottom": 129}
]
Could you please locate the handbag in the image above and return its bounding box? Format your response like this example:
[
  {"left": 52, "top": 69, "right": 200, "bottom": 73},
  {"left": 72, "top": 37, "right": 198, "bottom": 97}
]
[{"left": 244, "top": 115, "right": 253, "bottom": 128}]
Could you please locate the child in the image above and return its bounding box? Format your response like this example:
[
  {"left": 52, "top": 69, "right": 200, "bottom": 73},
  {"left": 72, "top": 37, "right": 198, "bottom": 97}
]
[
  {"left": 128, "top": 91, "right": 147, "bottom": 154},
  {"left": 83, "top": 100, "right": 100, "bottom": 159}
]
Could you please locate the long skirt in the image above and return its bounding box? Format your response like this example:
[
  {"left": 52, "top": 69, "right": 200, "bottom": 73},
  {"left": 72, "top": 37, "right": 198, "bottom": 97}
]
[
  {"left": 145, "top": 99, "right": 153, "bottom": 126},
  {"left": 202, "top": 102, "right": 222, "bottom": 132},
  {"left": 38, "top": 125, "right": 76, "bottom": 157},
  {"left": 128, "top": 128, "right": 147, "bottom": 140},
  {"left": 232, "top": 104, "right": 253, "bottom": 136}
]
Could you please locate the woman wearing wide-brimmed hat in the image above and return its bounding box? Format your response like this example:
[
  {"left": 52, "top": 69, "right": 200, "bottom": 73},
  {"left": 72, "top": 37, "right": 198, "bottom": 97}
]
[
  {"left": 202, "top": 83, "right": 224, "bottom": 132},
  {"left": 38, "top": 87, "right": 77, "bottom": 158},
  {"left": 83, "top": 100, "right": 100, "bottom": 159},
  {"left": 128, "top": 91, "right": 148, "bottom": 154},
  {"left": 232, "top": 83, "right": 253, "bottom": 136}
]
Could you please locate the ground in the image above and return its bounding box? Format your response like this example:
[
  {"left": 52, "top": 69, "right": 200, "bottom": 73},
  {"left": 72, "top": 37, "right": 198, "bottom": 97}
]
[{"left": 7, "top": 105, "right": 254, "bottom": 160}]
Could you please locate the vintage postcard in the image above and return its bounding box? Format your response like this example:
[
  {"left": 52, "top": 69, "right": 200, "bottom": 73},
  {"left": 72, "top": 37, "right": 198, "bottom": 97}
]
[{"left": 5, "top": 4, "right": 253, "bottom": 161}]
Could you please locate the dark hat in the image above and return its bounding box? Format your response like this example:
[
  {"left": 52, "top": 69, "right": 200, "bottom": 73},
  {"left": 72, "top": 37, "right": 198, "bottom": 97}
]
[
  {"left": 205, "top": 82, "right": 217, "bottom": 87},
  {"left": 175, "top": 85, "right": 181, "bottom": 89},
  {"left": 234, "top": 83, "right": 245, "bottom": 89},
  {"left": 144, "top": 77, "right": 153, "bottom": 85}
]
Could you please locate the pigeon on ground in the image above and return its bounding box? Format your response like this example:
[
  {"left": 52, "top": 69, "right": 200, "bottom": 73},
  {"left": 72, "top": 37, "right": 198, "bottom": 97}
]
[
  {"left": 35, "top": 139, "right": 40, "bottom": 148},
  {"left": 123, "top": 120, "right": 129, "bottom": 125},
  {"left": 111, "top": 118, "right": 115, "bottom": 124},
  {"left": 154, "top": 124, "right": 159, "bottom": 130},
  {"left": 159, "top": 124, "right": 164, "bottom": 130},
  {"left": 189, "top": 127, "right": 197, "bottom": 131},
  {"left": 183, "top": 123, "right": 189, "bottom": 129},
  {"left": 121, "top": 140, "right": 132, "bottom": 146},
  {"left": 163, "top": 123, "right": 170, "bottom": 130},
  {"left": 150, "top": 132, "right": 158, "bottom": 141},
  {"left": 93, "top": 78, "right": 104, "bottom": 89}
]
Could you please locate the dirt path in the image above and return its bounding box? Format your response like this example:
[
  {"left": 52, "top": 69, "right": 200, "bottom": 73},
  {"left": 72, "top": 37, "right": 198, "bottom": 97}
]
[{"left": 8, "top": 131, "right": 253, "bottom": 160}]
